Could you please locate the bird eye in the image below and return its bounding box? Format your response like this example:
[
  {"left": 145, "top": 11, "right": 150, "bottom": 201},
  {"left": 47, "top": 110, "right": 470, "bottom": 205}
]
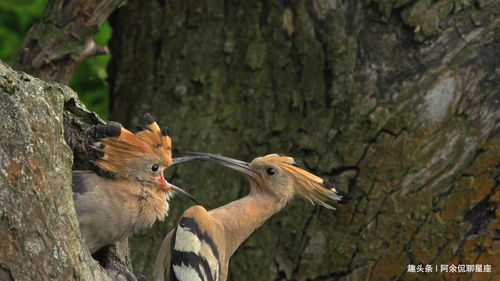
[
  {"left": 266, "top": 167, "right": 277, "bottom": 176},
  {"left": 151, "top": 164, "right": 159, "bottom": 172}
]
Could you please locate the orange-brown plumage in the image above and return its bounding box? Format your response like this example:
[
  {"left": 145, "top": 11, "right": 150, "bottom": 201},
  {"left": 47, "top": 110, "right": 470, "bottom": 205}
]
[
  {"left": 281, "top": 162, "right": 341, "bottom": 209},
  {"left": 94, "top": 114, "right": 173, "bottom": 176},
  {"left": 73, "top": 113, "right": 198, "bottom": 257},
  {"left": 153, "top": 152, "right": 351, "bottom": 281}
]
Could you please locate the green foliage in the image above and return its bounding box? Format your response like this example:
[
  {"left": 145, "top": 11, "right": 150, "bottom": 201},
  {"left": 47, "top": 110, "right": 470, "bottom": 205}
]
[
  {"left": 0, "top": 0, "right": 48, "bottom": 64},
  {"left": 0, "top": 0, "right": 110, "bottom": 119},
  {"left": 69, "top": 22, "right": 111, "bottom": 119}
]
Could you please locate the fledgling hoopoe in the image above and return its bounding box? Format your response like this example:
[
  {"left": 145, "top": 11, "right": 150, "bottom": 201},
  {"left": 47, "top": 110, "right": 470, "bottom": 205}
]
[
  {"left": 72, "top": 113, "right": 198, "bottom": 255},
  {"left": 153, "top": 152, "right": 351, "bottom": 281}
]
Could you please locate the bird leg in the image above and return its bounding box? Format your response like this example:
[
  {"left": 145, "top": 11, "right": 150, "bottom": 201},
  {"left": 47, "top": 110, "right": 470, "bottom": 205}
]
[
  {"left": 94, "top": 244, "right": 144, "bottom": 281},
  {"left": 106, "top": 260, "right": 144, "bottom": 281}
]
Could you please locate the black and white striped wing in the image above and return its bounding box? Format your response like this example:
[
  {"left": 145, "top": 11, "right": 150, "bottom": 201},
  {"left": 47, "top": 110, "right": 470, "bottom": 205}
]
[{"left": 170, "top": 217, "right": 220, "bottom": 281}]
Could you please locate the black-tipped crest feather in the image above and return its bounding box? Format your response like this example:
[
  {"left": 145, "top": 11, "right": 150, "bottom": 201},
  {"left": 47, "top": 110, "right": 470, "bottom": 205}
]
[
  {"left": 336, "top": 190, "right": 353, "bottom": 204},
  {"left": 161, "top": 127, "right": 170, "bottom": 136},
  {"left": 92, "top": 124, "right": 121, "bottom": 139},
  {"left": 323, "top": 180, "right": 336, "bottom": 189},
  {"left": 142, "top": 112, "right": 155, "bottom": 125},
  {"left": 95, "top": 150, "right": 104, "bottom": 159},
  {"left": 132, "top": 125, "right": 146, "bottom": 133},
  {"left": 89, "top": 114, "right": 174, "bottom": 174}
]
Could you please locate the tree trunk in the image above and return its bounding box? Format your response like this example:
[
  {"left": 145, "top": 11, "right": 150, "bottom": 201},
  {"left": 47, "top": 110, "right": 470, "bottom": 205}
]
[
  {"left": 108, "top": 0, "right": 499, "bottom": 280},
  {"left": 0, "top": 60, "right": 137, "bottom": 281},
  {"left": 0, "top": 60, "right": 112, "bottom": 280}
]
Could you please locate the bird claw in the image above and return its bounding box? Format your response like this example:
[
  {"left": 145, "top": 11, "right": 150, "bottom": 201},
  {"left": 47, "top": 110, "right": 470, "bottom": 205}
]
[{"left": 106, "top": 260, "right": 143, "bottom": 281}]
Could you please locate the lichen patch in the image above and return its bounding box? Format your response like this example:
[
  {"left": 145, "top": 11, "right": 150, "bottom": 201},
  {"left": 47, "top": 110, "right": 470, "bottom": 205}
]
[{"left": 423, "top": 77, "right": 457, "bottom": 124}]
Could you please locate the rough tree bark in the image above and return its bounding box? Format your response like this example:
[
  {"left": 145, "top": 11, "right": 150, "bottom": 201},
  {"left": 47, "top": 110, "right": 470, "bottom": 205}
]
[
  {"left": 4, "top": 0, "right": 140, "bottom": 279},
  {"left": 14, "top": 0, "right": 125, "bottom": 84},
  {"left": 108, "top": 0, "right": 499, "bottom": 281},
  {"left": 0, "top": 60, "right": 143, "bottom": 281},
  {"left": 0, "top": 61, "right": 114, "bottom": 280}
]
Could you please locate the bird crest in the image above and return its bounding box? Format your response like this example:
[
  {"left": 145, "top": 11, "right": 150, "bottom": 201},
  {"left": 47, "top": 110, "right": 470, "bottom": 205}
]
[
  {"left": 90, "top": 113, "right": 172, "bottom": 176},
  {"left": 262, "top": 154, "right": 347, "bottom": 209},
  {"left": 183, "top": 152, "right": 352, "bottom": 209}
]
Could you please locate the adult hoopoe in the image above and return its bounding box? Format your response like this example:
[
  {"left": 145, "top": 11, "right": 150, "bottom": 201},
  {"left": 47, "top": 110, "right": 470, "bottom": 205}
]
[
  {"left": 153, "top": 152, "right": 351, "bottom": 281},
  {"left": 72, "top": 113, "right": 199, "bottom": 255}
]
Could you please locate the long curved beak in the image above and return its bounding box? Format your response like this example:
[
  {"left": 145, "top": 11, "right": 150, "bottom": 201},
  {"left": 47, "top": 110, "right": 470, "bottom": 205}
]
[
  {"left": 181, "top": 151, "right": 259, "bottom": 179},
  {"left": 168, "top": 183, "right": 201, "bottom": 205},
  {"left": 172, "top": 155, "right": 209, "bottom": 166}
]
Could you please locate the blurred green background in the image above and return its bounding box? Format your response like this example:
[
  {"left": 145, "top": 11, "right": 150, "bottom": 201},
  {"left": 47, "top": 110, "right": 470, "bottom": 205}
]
[{"left": 0, "top": 0, "right": 110, "bottom": 119}]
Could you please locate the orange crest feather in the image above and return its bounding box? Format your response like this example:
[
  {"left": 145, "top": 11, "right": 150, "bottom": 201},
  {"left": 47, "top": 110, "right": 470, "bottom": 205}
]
[
  {"left": 91, "top": 113, "right": 173, "bottom": 174},
  {"left": 269, "top": 155, "right": 342, "bottom": 209}
]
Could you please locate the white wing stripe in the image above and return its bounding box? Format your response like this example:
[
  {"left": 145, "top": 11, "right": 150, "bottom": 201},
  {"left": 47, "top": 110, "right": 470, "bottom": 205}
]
[{"left": 173, "top": 264, "right": 202, "bottom": 281}]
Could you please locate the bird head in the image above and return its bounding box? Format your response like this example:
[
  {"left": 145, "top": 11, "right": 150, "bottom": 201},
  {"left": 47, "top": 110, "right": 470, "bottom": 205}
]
[
  {"left": 90, "top": 113, "right": 199, "bottom": 200},
  {"left": 184, "top": 152, "right": 351, "bottom": 209}
]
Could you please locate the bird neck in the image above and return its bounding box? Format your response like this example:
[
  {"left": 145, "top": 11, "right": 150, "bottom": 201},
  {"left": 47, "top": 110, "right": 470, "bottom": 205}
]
[
  {"left": 124, "top": 181, "right": 170, "bottom": 226},
  {"left": 212, "top": 189, "right": 287, "bottom": 258}
]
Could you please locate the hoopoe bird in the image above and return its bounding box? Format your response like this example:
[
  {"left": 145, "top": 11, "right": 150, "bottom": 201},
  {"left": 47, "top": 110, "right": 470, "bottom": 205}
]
[
  {"left": 153, "top": 152, "right": 351, "bottom": 281},
  {"left": 72, "top": 113, "right": 199, "bottom": 255}
]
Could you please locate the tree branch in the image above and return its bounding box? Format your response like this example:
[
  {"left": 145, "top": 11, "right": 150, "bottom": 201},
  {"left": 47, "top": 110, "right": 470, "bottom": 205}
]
[{"left": 14, "top": 0, "right": 125, "bottom": 84}]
